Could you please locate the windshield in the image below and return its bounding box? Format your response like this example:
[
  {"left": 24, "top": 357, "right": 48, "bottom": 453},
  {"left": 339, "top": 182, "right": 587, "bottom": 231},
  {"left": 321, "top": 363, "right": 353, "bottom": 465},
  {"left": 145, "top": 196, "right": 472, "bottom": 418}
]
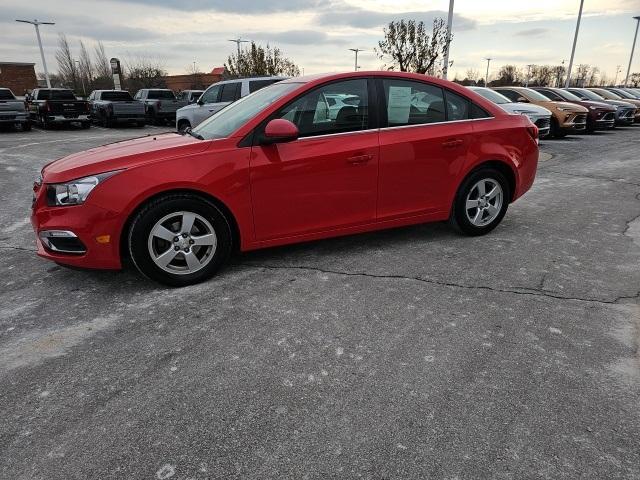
[
  {"left": 555, "top": 89, "right": 581, "bottom": 101},
  {"left": 571, "top": 89, "right": 603, "bottom": 101},
  {"left": 470, "top": 87, "right": 510, "bottom": 104},
  {"left": 595, "top": 89, "right": 621, "bottom": 100},
  {"left": 612, "top": 89, "right": 636, "bottom": 99},
  {"left": 193, "top": 82, "right": 302, "bottom": 140},
  {"left": 521, "top": 88, "right": 551, "bottom": 101},
  {"left": 101, "top": 91, "right": 133, "bottom": 101}
]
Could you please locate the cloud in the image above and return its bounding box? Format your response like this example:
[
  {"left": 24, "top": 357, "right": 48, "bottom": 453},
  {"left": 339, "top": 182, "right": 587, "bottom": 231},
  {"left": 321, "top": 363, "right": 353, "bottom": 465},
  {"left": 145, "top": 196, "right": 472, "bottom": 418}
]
[
  {"left": 315, "top": 5, "right": 476, "bottom": 31},
  {"left": 1, "top": 5, "right": 156, "bottom": 42},
  {"left": 109, "top": 0, "right": 322, "bottom": 13},
  {"left": 514, "top": 28, "right": 550, "bottom": 37},
  {"left": 250, "top": 30, "right": 347, "bottom": 45}
]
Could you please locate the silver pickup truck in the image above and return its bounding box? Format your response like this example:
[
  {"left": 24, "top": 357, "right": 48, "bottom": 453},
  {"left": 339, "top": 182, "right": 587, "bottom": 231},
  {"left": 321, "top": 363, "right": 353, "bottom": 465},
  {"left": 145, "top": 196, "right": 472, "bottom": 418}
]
[
  {"left": 88, "top": 90, "right": 146, "bottom": 127},
  {"left": 133, "top": 88, "right": 180, "bottom": 125},
  {"left": 0, "top": 88, "right": 30, "bottom": 131}
]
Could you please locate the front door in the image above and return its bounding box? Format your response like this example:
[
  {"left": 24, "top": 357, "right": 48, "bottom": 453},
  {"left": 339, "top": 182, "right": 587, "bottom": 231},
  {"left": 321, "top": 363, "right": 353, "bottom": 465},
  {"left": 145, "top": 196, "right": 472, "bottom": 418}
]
[{"left": 250, "top": 78, "right": 379, "bottom": 241}]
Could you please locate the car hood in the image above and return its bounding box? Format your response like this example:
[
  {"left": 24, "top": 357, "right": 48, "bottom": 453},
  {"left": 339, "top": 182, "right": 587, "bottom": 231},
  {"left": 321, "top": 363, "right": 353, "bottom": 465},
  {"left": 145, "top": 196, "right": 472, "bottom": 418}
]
[
  {"left": 177, "top": 103, "right": 199, "bottom": 114},
  {"left": 573, "top": 99, "right": 616, "bottom": 111},
  {"left": 43, "top": 133, "right": 209, "bottom": 183},
  {"left": 540, "top": 100, "right": 589, "bottom": 112},
  {"left": 603, "top": 99, "right": 637, "bottom": 108},
  {"left": 500, "top": 103, "right": 552, "bottom": 116}
]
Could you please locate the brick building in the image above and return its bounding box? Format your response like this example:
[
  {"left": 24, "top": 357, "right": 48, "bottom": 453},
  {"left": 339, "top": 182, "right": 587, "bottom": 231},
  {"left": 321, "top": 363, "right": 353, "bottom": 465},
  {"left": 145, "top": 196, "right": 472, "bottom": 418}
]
[
  {"left": 0, "top": 62, "right": 38, "bottom": 94},
  {"left": 163, "top": 67, "right": 226, "bottom": 92}
]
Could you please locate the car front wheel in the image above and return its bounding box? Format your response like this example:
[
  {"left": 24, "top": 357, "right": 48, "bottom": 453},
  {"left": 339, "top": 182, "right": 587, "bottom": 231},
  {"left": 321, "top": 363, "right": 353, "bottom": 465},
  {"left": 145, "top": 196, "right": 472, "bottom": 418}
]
[
  {"left": 128, "top": 194, "right": 232, "bottom": 286},
  {"left": 450, "top": 168, "right": 510, "bottom": 236}
]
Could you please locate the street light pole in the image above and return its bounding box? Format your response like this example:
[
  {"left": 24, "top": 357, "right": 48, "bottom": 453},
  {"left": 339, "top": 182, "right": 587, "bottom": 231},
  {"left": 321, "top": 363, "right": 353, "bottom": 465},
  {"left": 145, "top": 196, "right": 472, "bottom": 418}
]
[
  {"left": 15, "top": 19, "right": 55, "bottom": 88},
  {"left": 442, "top": 0, "right": 454, "bottom": 79},
  {"left": 623, "top": 16, "right": 640, "bottom": 87},
  {"left": 75, "top": 60, "right": 86, "bottom": 97},
  {"left": 484, "top": 58, "right": 491, "bottom": 87},
  {"left": 525, "top": 64, "right": 533, "bottom": 87},
  {"left": 564, "top": 0, "right": 584, "bottom": 88},
  {"left": 349, "top": 48, "right": 364, "bottom": 71},
  {"left": 613, "top": 65, "right": 622, "bottom": 86},
  {"left": 228, "top": 38, "right": 249, "bottom": 59}
]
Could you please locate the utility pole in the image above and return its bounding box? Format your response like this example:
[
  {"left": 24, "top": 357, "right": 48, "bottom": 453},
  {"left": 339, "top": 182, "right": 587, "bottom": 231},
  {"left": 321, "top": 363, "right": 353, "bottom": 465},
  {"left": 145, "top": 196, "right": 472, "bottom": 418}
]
[
  {"left": 349, "top": 48, "right": 364, "bottom": 71},
  {"left": 623, "top": 16, "right": 640, "bottom": 87},
  {"left": 75, "top": 60, "right": 86, "bottom": 97},
  {"left": 525, "top": 64, "right": 533, "bottom": 87},
  {"left": 564, "top": 0, "right": 584, "bottom": 88},
  {"left": 442, "top": 0, "right": 454, "bottom": 79},
  {"left": 15, "top": 19, "right": 55, "bottom": 88},
  {"left": 228, "top": 38, "right": 249, "bottom": 59},
  {"left": 484, "top": 58, "right": 492, "bottom": 87}
]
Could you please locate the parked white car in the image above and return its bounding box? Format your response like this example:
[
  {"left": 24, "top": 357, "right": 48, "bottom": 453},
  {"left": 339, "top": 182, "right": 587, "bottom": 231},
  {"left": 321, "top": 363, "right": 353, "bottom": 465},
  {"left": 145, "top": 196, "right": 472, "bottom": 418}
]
[{"left": 175, "top": 76, "right": 286, "bottom": 131}]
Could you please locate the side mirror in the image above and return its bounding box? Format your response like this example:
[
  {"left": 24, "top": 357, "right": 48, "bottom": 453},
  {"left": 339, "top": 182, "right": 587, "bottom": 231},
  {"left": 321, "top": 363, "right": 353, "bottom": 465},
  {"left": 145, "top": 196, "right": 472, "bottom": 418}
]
[
  {"left": 261, "top": 119, "right": 299, "bottom": 144},
  {"left": 516, "top": 96, "right": 529, "bottom": 103}
]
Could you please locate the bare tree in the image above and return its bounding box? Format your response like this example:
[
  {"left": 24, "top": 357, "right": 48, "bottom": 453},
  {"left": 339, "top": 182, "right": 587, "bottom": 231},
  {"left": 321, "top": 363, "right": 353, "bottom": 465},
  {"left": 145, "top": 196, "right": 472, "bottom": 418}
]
[
  {"left": 123, "top": 54, "right": 168, "bottom": 91},
  {"left": 55, "top": 33, "right": 78, "bottom": 92},
  {"left": 575, "top": 64, "right": 591, "bottom": 87},
  {"left": 629, "top": 72, "right": 640, "bottom": 87},
  {"left": 77, "top": 40, "right": 94, "bottom": 95},
  {"left": 530, "top": 65, "right": 554, "bottom": 86},
  {"left": 376, "top": 18, "right": 450, "bottom": 75},
  {"left": 94, "top": 41, "right": 111, "bottom": 79},
  {"left": 225, "top": 42, "right": 300, "bottom": 77},
  {"left": 493, "top": 64, "right": 521, "bottom": 86}
]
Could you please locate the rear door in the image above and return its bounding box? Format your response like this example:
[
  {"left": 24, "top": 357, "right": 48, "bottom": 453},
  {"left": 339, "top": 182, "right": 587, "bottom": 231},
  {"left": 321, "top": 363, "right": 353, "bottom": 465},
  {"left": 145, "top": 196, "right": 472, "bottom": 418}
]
[
  {"left": 249, "top": 78, "right": 379, "bottom": 240},
  {"left": 377, "top": 78, "right": 475, "bottom": 219}
]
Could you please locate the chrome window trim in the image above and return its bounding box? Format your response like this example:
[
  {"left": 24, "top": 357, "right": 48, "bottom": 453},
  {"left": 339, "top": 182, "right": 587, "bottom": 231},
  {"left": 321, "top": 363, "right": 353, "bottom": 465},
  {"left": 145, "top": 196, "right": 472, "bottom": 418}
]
[{"left": 294, "top": 116, "right": 495, "bottom": 142}]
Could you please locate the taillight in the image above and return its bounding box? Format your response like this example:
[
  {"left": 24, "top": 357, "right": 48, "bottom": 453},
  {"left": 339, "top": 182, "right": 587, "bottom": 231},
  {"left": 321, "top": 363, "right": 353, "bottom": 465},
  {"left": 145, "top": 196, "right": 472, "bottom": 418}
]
[
  {"left": 527, "top": 125, "right": 538, "bottom": 143},
  {"left": 157, "top": 101, "right": 162, "bottom": 111}
]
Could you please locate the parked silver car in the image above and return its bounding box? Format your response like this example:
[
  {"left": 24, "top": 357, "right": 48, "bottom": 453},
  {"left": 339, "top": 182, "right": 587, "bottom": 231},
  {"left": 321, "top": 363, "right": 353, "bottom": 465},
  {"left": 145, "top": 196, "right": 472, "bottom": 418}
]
[
  {"left": 176, "top": 76, "right": 285, "bottom": 132},
  {"left": 467, "top": 86, "right": 552, "bottom": 138},
  {"left": 134, "top": 89, "right": 180, "bottom": 125},
  {"left": 88, "top": 90, "right": 146, "bottom": 127}
]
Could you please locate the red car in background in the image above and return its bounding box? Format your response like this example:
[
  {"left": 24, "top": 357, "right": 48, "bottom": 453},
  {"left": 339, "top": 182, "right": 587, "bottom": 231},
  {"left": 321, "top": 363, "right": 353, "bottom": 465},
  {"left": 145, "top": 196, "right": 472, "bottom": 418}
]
[{"left": 32, "top": 72, "right": 539, "bottom": 286}]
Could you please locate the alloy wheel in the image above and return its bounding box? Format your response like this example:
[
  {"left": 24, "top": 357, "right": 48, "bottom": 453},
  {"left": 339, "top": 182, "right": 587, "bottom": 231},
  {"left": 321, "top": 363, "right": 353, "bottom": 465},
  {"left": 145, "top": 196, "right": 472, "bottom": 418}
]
[{"left": 464, "top": 178, "right": 503, "bottom": 227}]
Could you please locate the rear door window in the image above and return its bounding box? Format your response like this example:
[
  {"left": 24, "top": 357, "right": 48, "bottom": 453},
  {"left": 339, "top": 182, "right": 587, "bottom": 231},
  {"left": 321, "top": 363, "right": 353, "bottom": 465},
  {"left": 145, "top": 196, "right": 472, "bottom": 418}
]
[
  {"left": 220, "top": 82, "right": 240, "bottom": 102},
  {"left": 445, "top": 90, "right": 470, "bottom": 121},
  {"left": 249, "top": 79, "right": 281, "bottom": 93},
  {"left": 382, "top": 79, "right": 445, "bottom": 126}
]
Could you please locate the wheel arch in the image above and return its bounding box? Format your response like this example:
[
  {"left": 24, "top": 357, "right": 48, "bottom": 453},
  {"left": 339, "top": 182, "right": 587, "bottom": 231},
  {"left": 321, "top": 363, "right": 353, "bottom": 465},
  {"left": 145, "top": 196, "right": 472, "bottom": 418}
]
[
  {"left": 456, "top": 159, "right": 517, "bottom": 205},
  {"left": 119, "top": 188, "right": 241, "bottom": 262}
]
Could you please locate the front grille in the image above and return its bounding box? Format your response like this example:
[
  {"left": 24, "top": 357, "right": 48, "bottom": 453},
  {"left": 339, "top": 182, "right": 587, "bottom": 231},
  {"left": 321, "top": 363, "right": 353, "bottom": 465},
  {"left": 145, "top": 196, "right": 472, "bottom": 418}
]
[
  {"left": 535, "top": 117, "right": 550, "bottom": 130},
  {"left": 573, "top": 114, "right": 587, "bottom": 124},
  {"left": 621, "top": 109, "right": 635, "bottom": 118},
  {"left": 601, "top": 112, "right": 615, "bottom": 121}
]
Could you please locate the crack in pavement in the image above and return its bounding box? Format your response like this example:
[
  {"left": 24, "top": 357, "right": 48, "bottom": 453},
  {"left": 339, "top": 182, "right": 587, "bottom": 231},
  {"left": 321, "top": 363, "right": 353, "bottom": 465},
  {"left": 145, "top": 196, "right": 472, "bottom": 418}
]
[
  {"left": 623, "top": 192, "right": 640, "bottom": 241},
  {"left": 245, "top": 263, "right": 640, "bottom": 306},
  {"left": 540, "top": 169, "right": 640, "bottom": 187},
  {"left": 0, "top": 245, "right": 34, "bottom": 252}
]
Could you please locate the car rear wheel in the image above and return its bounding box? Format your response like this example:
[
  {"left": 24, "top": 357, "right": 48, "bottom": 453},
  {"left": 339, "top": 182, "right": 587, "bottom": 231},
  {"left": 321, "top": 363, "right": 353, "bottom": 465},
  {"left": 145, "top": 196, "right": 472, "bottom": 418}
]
[
  {"left": 128, "top": 194, "right": 232, "bottom": 286},
  {"left": 22, "top": 121, "right": 31, "bottom": 131},
  {"left": 550, "top": 118, "right": 566, "bottom": 138},
  {"left": 450, "top": 168, "right": 510, "bottom": 236}
]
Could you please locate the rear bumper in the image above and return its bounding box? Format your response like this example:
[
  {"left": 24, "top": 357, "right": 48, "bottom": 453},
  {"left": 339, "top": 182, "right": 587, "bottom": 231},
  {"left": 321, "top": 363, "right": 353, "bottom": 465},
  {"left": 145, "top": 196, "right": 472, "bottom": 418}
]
[
  {"left": 43, "top": 114, "right": 90, "bottom": 123},
  {"left": 0, "top": 112, "right": 28, "bottom": 123}
]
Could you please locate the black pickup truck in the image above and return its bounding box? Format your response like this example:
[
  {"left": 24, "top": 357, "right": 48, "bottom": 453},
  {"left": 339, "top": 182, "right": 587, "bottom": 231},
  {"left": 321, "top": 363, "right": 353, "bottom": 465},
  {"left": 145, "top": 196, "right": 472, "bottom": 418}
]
[{"left": 28, "top": 88, "right": 91, "bottom": 129}]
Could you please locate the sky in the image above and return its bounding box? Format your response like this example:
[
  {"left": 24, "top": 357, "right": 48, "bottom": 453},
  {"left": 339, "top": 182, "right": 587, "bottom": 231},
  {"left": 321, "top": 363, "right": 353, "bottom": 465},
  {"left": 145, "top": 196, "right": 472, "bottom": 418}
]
[{"left": 1, "top": 0, "right": 639, "bottom": 83}]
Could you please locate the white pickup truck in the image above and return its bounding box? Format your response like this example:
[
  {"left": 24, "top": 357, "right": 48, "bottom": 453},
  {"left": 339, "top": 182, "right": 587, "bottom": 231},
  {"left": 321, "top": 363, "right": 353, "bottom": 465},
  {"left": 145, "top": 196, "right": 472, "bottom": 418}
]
[
  {"left": 176, "top": 77, "right": 285, "bottom": 132},
  {"left": 0, "top": 88, "right": 30, "bottom": 131}
]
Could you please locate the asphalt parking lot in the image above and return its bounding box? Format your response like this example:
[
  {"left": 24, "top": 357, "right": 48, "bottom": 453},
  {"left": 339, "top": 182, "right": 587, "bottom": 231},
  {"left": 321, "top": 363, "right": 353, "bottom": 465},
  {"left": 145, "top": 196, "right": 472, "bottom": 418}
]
[{"left": 1, "top": 124, "right": 639, "bottom": 479}]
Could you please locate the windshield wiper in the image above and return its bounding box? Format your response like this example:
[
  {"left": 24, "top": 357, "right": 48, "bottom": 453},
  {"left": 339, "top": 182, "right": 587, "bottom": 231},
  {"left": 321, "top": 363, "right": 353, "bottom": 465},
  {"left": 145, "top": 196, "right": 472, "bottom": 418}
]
[{"left": 181, "top": 127, "right": 204, "bottom": 140}]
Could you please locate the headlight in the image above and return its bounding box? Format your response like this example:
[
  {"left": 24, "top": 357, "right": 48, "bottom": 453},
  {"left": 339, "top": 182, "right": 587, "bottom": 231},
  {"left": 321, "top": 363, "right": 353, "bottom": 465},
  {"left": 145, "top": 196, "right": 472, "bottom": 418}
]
[
  {"left": 46, "top": 170, "right": 121, "bottom": 206},
  {"left": 513, "top": 110, "right": 536, "bottom": 115},
  {"left": 556, "top": 107, "right": 571, "bottom": 112},
  {"left": 589, "top": 106, "right": 596, "bottom": 110}
]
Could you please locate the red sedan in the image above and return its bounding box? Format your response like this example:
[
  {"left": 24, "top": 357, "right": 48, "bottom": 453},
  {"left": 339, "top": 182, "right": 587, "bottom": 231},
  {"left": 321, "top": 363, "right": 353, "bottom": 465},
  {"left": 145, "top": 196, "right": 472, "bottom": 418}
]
[{"left": 31, "top": 72, "right": 539, "bottom": 286}]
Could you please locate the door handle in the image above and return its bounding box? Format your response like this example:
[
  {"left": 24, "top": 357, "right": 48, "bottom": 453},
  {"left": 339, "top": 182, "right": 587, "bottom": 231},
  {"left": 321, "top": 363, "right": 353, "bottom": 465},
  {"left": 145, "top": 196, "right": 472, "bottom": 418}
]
[
  {"left": 441, "top": 139, "right": 464, "bottom": 148},
  {"left": 346, "top": 154, "right": 373, "bottom": 165}
]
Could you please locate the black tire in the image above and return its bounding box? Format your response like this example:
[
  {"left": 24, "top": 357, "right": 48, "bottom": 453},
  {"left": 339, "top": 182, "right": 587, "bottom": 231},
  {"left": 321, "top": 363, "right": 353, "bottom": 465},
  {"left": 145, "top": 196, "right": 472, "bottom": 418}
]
[
  {"left": 128, "top": 194, "right": 232, "bottom": 286},
  {"left": 81, "top": 121, "right": 91, "bottom": 129},
  {"left": 177, "top": 120, "right": 191, "bottom": 133},
  {"left": 135, "top": 121, "right": 145, "bottom": 128},
  {"left": 550, "top": 118, "right": 566, "bottom": 138},
  {"left": 21, "top": 121, "right": 31, "bottom": 131},
  {"left": 449, "top": 167, "right": 510, "bottom": 236}
]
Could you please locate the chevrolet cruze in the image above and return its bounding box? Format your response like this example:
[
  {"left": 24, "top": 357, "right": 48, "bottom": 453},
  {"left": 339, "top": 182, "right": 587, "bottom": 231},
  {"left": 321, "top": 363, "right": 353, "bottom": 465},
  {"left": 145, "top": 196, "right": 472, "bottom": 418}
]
[{"left": 32, "top": 72, "right": 539, "bottom": 286}]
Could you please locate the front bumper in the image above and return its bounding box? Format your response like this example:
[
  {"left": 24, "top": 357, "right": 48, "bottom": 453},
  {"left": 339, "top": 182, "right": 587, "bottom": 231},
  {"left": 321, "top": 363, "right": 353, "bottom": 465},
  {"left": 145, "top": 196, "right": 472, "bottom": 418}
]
[
  {"left": 31, "top": 200, "right": 123, "bottom": 270},
  {"left": 593, "top": 111, "right": 616, "bottom": 129},
  {"left": 529, "top": 115, "right": 551, "bottom": 138},
  {"left": 560, "top": 113, "right": 587, "bottom": 132}
]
